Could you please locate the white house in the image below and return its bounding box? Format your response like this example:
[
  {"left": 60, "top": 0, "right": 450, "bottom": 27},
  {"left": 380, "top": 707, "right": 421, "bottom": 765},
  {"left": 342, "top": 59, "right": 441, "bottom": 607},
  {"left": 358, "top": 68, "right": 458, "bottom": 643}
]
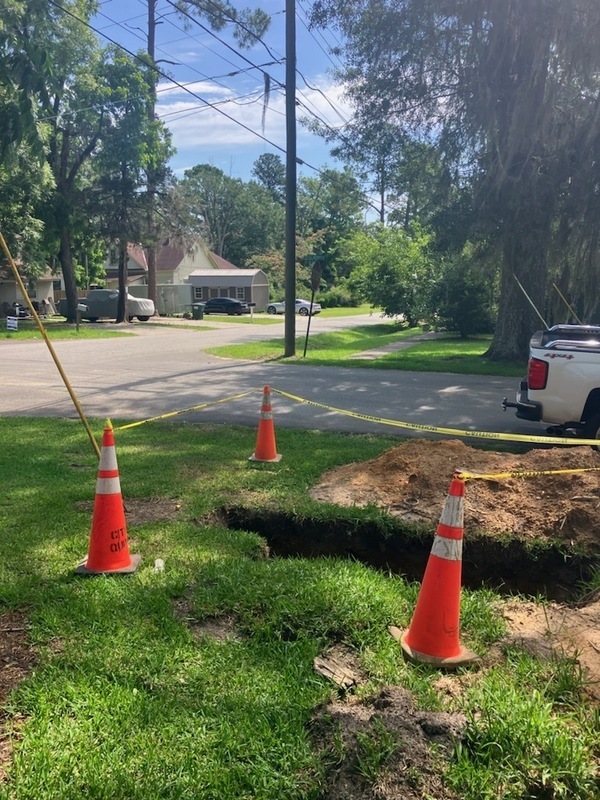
[
  {"left": 50, "top": 238, "right": 271, "bottom": 316},
  {"left": 0, "top": 265, "right": 57, "bottom": 317},
  {"left": 111, "top": 239, "right": 270, "bottom": 314}
]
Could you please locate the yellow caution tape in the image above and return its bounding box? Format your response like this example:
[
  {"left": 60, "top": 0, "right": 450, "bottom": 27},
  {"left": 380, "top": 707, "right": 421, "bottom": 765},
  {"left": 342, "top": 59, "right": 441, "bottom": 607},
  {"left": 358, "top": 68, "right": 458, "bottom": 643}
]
[
  {"left": 114, "top": 390, "right": 255, "bottom": 431},
  {"left": 112, "top": 386, "right": 600, "bottom": 482},
  {"left": 457, "top": 467, "right": 600, "bottom": 481},
  {"left": 271, "top": 388, "right": 600, "bottom": 448}
]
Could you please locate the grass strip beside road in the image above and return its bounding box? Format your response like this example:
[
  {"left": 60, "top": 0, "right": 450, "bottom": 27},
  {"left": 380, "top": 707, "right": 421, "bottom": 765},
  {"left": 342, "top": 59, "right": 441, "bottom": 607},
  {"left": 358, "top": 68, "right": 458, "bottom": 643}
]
[
  {"left": 188, "top": 304, "right": 373, "bottom": 324},
  {"left": 0, "top": 418, "right": 597, "bottom": 799},
  {"left": 199, "top": 314, "right": 281, "bottom": 324},
  {"left": 0, "top": 320, "right": 134, "bottom": 340},
  {"left": 206, "top": 325, "right": 524, "bottom": 377},
  {"left": 319, "top": 304, "right": 374, "bottom": 317}
]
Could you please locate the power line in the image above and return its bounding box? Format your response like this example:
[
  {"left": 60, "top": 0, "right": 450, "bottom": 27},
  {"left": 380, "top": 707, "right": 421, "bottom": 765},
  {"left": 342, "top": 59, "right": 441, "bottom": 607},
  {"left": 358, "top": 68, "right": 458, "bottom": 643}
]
[
  {"left": 157, "top": 89, "right": 268, "bottom": 123},
  {"left": 200, "top": 0, "right": 281, "bottom": 62},
  {"left": 46, "top": 0, "right": 324, "bottom": 170},
  {"left": 47, "top": 0, "right": 388, "bottom": 216},
  {"left": 96, "top": 5, "right": 254, "bottom": 92},
  {"left": 296, "top": 70, "right": 350, "bottom": 125},
  {"left": 162, "top": 2, "right": 350, "bottom": 136},
  {"left": 162, "top": 0, "right": 284, "bottom": 89},
  {"left": 295, "top": 3, "right": 344, "bottom": 73},
  {"left": 297, "top": 0, "right": 345, "bottom": 52},
  {"left": 161, "top": 0, "right": 349, "bottom": 128}
]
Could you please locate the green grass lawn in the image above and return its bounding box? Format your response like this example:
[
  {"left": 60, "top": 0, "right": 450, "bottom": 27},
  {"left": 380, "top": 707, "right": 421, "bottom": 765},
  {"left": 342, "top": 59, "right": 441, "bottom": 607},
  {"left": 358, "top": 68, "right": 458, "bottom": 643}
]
[
  {"left": 318, "top": 303, "right": 373, "bottom": 317},
  {"left": 199, "top": 313, "right": 281, "bottom": 324},
  {"left": 0, "top": 418, "right": 597, "bottom": 799},
  {"left": 193, "top": 305, "right": 372, "bottom": 324},
  {"left": 206, "top": 325, "right": 525, "bottom": 377},
  {"left": 0, "top": 319, "right": 134, "bottom": 340}
]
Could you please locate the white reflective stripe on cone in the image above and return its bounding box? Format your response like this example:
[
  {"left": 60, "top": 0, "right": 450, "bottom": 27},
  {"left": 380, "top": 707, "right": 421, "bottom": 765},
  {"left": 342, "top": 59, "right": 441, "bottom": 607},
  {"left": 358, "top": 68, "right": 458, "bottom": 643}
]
[
  {"left": 96, "top": 477, "right": 122, "bottom": 495},
  {"left": 431, "top": 536, "right": 463, "bottom": 561},
  {"left": 99, "top": 446, "right": 118, "bottom": 472},
  {"left": 440, "top": 494, "right": 464, "bottom": 528}
]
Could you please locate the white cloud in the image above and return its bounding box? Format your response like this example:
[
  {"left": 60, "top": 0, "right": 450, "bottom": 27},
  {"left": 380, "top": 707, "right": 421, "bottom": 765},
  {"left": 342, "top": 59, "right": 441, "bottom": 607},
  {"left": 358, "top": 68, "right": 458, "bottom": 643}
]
[
  {"left": 158, "top": 79, "right": 352, "bottom": 153},
  {"left": 157, "top": 79, "right": 232, "bottom": 99}
]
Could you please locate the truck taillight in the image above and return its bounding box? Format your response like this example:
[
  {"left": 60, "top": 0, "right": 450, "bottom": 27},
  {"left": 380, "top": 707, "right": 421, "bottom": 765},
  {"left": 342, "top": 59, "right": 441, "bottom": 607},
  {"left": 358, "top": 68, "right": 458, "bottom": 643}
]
[{"left": 528, "top": 357, "right": 548, "bottom": 390}]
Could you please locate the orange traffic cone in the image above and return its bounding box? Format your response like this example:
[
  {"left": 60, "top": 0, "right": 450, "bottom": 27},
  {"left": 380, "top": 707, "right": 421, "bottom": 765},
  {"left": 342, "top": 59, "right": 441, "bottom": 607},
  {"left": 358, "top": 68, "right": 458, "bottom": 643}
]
[
  {"left": 75, "top": 423, "right": 141, "bottom": 575},
  {"left": 390, "top": 476, "right": 477, "bottom": 667},
  {"left": 249, "top": 385, "right": 281, "bottom": 463}
]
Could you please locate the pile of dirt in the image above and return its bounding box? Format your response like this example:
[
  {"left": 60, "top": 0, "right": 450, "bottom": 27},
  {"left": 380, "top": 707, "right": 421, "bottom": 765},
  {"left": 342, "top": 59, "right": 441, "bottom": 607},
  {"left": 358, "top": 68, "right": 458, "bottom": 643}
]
[
  {"left": 311, "top": 439, "right": 600, "bottom": 550},
  {"left": 311, "top": 439, "right": 600, "bottom": 700}
]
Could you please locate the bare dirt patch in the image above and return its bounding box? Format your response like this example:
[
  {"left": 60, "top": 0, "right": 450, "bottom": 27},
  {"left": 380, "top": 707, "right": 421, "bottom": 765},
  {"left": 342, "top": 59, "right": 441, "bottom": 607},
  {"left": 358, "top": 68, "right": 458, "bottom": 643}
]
[
  {"left": 311, "top": 439, "right": 600, "bottom": 700},
  {"left": 0, "top": 612, "right": 35, "bottom": 782},
  {"left": 500, "top": 598, "right": 600, "bottom": 701},
  {"left": 172, "top": 597, "right": 244, "bottom": 643},
  {"left": 76, "top": 497, "right": 182, "bottom": 526},
  {"left": 312, "top": 686, "right": 464, "bottom": 800}
]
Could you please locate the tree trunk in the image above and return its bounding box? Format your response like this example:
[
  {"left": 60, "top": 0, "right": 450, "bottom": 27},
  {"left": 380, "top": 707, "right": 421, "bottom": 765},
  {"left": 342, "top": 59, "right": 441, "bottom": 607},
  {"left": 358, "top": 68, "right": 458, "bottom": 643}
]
[
  {"left": 147, "top": 244, "right": 157, "bottom": 312},
  {"left": 116, "top": 243, "right": 128, "bottom": 323},
  {"left": 486, "top": 234, "right": 548, "bottom": 362},
  {"left": 59, "top": 225, "right": 78, "bottom": 323}
]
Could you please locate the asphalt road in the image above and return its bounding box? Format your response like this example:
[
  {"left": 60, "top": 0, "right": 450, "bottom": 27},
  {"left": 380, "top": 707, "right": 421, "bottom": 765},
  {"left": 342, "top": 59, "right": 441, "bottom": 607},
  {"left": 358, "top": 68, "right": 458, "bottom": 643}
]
[{"left": 0, "top": 314, "right": 539, "bottom": 441}]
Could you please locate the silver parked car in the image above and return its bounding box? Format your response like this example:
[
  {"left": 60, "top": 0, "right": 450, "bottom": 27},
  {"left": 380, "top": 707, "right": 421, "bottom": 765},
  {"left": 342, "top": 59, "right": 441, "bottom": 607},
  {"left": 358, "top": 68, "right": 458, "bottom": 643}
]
[
  {"left": 63, "top": 290, "right": 155, "bottom": 322},
  {"left": 266, "top": 298, "right": 322, "bottom": 316}
]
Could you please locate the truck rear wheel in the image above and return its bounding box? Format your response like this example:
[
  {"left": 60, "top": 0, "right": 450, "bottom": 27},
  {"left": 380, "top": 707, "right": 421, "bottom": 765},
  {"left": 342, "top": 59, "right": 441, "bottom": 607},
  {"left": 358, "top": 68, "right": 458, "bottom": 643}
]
[{"left": 583, "top": 413, "right": 600, "bottom": 446}]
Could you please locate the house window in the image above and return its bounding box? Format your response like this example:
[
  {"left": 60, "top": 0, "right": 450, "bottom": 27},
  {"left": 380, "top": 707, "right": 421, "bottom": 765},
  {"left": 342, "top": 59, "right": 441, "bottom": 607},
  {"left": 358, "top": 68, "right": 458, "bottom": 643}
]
[
  {"left": 193, "top": 287, "right": 203, "bottom": 300},
  {"left": 235, "top": 287, "right": 245, "bottom": 300}
]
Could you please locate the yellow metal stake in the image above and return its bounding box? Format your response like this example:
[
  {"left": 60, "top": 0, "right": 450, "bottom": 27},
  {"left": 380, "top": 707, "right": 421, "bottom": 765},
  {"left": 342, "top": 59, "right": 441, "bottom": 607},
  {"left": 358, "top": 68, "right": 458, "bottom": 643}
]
[{"left": 0, "top": 230, "right": 100, "bottom": 458}]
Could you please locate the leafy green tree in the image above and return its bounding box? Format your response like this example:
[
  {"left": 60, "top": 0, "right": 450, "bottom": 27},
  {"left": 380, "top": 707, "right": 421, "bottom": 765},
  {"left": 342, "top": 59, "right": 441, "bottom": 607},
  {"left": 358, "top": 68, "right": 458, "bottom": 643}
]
[
  {"left": 227, "top": 180, "right": 285, "bottom": 266},
  {"left": 310, "top": 120, "right": 411, "bottom": 224},
  {"left": 344, "top": 225, "right": 433, "bottom": 325},
  {"left": 0, "top": 0, "right": 95, "bottom": 299},
  {"left": 311, "top": 0, "right": 600, "bottom": 360},
  {"left": 430, "top": 251, "right": 495, "bottom": 338},
  {"left": 35, "top": 3, "right": 115, "bottom": 321},
  {"left": 297, "top": 167, "right": 365, "bottom": 285},
  {"left": 179, "top": 165, "right": 245, "bottom": 257},
  {"left": 178, "top": 164, "right": 284, "bottom": 266},
  {"left": 0, "top": 0, "right": 56, "bottom": 158},
  {"left": 251, "top": 153, "right": 286, "bottom": 204},
  {"left": 90, "top": 48, "right": 173, "bottom": 322},
  {"left": 0, "top": 143, "right": 54, "bottom": 273},
  {"left": 247, "top": 230, "right": 325, "bottom": 298}
]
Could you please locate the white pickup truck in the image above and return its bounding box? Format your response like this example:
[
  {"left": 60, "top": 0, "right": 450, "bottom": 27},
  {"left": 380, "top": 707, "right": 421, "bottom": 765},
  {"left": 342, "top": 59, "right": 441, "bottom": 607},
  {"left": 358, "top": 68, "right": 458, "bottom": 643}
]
[{"left": 502, "top": 324, "right": 600, "bottom": 440}]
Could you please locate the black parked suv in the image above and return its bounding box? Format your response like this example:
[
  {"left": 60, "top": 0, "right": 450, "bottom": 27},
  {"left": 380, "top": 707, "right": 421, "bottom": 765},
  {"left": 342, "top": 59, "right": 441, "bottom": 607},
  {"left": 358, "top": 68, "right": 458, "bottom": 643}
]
[{"left": 203, "top": 297, "right": 250, "bottom": 315}]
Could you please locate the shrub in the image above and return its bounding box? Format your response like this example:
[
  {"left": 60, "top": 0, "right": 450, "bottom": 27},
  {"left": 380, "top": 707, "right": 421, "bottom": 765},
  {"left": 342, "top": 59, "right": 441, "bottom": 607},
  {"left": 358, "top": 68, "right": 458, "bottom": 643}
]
[
  {"left": 318, "top": 280, "right": 361, "bottom": 308},
  {"left": 431, "top": 256, "right": 494, "bottom": 337}
]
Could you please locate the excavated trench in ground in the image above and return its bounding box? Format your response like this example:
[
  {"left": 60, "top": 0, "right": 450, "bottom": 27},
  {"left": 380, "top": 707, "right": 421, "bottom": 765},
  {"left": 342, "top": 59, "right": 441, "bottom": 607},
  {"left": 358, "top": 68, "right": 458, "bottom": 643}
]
[{"left": 218, "top": 507, "right": 596, "bottom": 602}]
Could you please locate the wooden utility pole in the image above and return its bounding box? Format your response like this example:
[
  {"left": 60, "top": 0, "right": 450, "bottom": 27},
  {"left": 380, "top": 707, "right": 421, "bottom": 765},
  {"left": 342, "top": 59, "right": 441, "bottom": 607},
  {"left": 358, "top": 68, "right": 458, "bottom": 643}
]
[
  {"left": 146, "top": 0, "right": 158, "bottom": 312},
  {"left": 284, "top": 0, "right": 296, "bottom": 356}
]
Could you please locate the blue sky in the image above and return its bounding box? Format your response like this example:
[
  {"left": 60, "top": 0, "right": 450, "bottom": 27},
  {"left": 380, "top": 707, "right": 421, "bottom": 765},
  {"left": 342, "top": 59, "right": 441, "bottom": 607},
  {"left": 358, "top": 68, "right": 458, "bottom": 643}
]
[{"left": 93, "top": 0, "right": 351, "bottom": 182}]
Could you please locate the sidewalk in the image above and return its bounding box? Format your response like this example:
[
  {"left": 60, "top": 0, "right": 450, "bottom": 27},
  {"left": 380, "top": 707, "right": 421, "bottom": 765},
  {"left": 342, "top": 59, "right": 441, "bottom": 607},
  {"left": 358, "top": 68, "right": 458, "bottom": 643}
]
[{"left": 350, "top": 330, "right": 441, "bottom": 360}]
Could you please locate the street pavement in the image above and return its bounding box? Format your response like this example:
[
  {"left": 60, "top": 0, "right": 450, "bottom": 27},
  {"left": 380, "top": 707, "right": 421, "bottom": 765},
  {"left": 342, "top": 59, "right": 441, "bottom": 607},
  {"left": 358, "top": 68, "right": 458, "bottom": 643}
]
[{"left": 0, "top": 314, "right": 540, "bottom": 441}]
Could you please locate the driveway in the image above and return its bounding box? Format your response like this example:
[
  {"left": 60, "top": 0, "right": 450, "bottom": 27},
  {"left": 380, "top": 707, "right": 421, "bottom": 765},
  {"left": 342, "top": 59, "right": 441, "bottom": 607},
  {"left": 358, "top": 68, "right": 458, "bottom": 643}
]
[{"left": 0, "top": 315, "right": 535, "bottom": 441}]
